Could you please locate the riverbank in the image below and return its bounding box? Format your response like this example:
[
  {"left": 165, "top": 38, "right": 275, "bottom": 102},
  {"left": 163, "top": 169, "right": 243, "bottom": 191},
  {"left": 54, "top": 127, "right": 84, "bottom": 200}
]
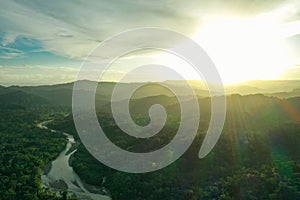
[{"left": 37, "top": 120, "right": 110, "bottom": 200}]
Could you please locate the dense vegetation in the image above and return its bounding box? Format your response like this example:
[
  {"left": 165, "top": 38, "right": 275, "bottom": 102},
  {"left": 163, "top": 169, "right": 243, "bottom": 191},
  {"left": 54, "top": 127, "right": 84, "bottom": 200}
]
[
  {"left": 0, "top": 102, "right": 77, "bottom": 199},
  {"left": 51, "top": 94, "right": 300, "bottom": 200},
  {"left": 1, "top": 81, "right": 300, "bottom": 199}
]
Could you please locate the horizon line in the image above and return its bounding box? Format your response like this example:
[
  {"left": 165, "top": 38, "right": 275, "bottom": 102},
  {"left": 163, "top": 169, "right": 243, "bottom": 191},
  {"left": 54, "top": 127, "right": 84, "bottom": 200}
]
[{"left": 1, "top": 79, "right": 300, "bottom": 88}]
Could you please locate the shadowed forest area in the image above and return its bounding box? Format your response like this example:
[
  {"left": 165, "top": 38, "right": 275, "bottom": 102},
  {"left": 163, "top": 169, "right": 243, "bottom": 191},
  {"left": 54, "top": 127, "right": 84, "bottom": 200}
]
[{"left": 0, "top": 82, "right": 299, "bottom": 199}]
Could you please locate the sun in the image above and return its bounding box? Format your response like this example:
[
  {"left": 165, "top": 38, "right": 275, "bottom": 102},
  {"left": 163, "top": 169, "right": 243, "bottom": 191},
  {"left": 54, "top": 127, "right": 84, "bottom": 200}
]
[{"left": 194, "top": 14, "right": 291, "bottom": 84}]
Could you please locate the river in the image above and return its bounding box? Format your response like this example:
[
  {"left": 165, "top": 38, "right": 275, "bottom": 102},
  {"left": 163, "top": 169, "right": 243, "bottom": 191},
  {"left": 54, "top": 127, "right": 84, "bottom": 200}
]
[{"left": 37, "top": 120, "right": 111, "bottom": 200}]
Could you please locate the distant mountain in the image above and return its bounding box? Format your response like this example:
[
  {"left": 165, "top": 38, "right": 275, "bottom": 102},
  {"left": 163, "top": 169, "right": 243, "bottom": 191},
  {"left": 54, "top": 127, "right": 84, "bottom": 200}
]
[
  {"left": 225, "top": 80, "right": 300, "bottom": 96},
  {"left": 243, "top": 80, "right": 300, "bottom": 92},
  {"left": 0, "top": 80, "right": 300, "bottom": 108},
  {"left": 0, "top": 81, "right": 211, "bottom": 108},
  {"left": 0, "top": 85, "right": 19, "bottom": 95},
  {"left": 263, "top": 88, "right": 300, "bottom": 99},
  {"left": 225, "top": 85, "right": 265, "bottom": 95},
  {"left": 0, "top": 90, "right": 50, "bottom": 109}
]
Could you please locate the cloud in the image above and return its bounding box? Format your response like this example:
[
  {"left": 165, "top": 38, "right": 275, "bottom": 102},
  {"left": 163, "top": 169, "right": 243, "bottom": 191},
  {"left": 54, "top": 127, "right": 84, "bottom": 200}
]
[
  {"left": 0, "top": 65, "right": 79, "bottom": 86},
  {"left": 1, "top": 0, "right": 295, "bottom": 60},
  {"left": 1, "top": 0, "right": 300, "bottom": 85},
  {"left": 0, "top": 0, "right": 199, "bottom": 59},
  {"left": 1, "top": 33, "right": 18, "bottom": 46},
  {"left": 0, "top": 46, "right": 24, "bottom": 59}
]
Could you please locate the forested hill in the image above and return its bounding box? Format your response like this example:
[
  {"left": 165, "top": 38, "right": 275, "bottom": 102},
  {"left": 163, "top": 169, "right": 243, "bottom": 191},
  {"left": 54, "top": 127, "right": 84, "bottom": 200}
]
[
  {"left": 0, "top": 81, "right": 300, "bottom": 199},
  {"left": 0, "top": 89, "right": 77, "bottom": 199},
  {"left": 1, "top": 80, "right": 300, "bottom": 107},
  {"left": 49, "top": 94, "right": 300, "bottom": 200}
]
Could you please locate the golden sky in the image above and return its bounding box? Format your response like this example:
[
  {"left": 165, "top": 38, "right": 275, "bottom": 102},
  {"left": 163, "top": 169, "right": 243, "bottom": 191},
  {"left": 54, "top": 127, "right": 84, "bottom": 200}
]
[{"left": 1, "top": 0, "right": 300, "bottom": 85}]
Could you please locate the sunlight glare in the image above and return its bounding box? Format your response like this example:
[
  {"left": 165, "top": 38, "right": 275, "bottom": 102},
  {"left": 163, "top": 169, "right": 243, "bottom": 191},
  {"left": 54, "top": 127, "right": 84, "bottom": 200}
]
[{"left": 194, "top": 14, "right": 291, "bottom": 84}]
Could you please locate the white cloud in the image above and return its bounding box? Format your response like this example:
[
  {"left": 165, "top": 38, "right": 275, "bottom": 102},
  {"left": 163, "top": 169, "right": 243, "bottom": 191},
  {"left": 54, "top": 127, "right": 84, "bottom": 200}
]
[
  {"left": 0, "top": 46, "right": 24, "bottom": 59},
  {"left": 0, "top": 0, "right": 200, "bottom": 59},
  {"left": 0, "top": 65, "right": 78, "bottom": 86},
  {"left": 1, "top": 0, "right": 300, "bottom": 85},
  {"left": 1, "top": 0, "right": 293, "bottom": 59}
]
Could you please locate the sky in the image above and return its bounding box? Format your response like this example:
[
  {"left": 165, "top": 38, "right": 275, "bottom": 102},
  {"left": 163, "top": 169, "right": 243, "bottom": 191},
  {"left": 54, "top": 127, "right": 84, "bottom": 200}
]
[{"left": 1, "top": 0, "right": 300, "bottom": 85}]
